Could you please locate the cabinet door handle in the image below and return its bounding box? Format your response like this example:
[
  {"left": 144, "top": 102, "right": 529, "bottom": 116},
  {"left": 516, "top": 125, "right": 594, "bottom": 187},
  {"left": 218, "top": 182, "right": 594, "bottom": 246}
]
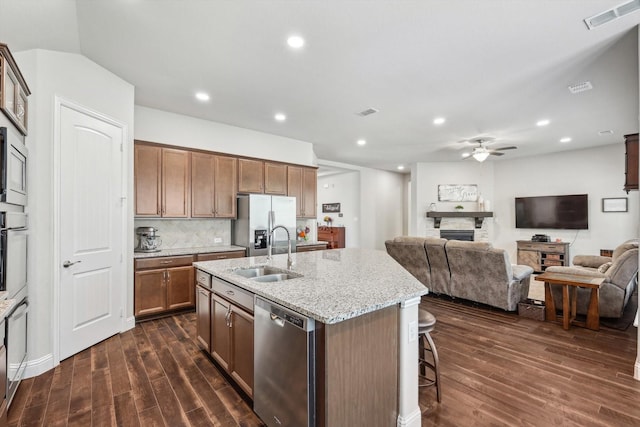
[
  {"left": 160, "top": 261, "right": 172, "bottom": 264},
  {"left": 226, "top": 290, "right": 235, "bottom": 297}
]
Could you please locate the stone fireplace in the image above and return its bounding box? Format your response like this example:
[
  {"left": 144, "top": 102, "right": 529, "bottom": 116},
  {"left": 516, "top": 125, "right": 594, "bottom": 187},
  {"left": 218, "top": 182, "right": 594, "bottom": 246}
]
[
  {"left": 425, "top": 216, "right": 491, "bottom": 242},
  {"left": 440, "top": 229, "right": 474, "bottom": 241}
]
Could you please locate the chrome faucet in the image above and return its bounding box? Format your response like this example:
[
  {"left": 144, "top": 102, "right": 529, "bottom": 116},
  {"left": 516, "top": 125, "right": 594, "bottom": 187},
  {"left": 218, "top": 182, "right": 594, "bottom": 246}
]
[{"left": 268, "top": 225, "right": 294, "bottom": 270}]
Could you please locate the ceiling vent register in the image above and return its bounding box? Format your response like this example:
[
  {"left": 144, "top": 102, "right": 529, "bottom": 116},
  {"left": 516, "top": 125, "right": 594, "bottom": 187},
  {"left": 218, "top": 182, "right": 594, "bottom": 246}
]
[
  {"left": 584, "top": 0, "right": 640, "bottom": 29},
  {"left": 567, "top": 81, "right": 593, "bottom": 94}
]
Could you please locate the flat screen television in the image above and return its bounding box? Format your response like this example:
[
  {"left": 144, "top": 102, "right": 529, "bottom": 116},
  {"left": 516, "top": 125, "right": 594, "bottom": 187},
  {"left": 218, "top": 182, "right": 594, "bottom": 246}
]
[{"left": 515, "top": 194, "right": 588, "bottom": 230}]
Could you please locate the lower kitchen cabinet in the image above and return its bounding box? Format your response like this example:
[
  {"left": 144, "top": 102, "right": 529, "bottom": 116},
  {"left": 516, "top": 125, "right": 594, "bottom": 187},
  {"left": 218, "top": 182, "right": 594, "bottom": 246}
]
[
  {"left": 196, "top": 270, "right": 254, "bottom": 398},
  {"left": 134, "top": 255, "right": 195, "bottom": 319},
  {"left": 210, "top": 294, "right": 254, "bottom": 398},
  {"left": 196, "top": 284, "right": 212, "bottom": 352}
]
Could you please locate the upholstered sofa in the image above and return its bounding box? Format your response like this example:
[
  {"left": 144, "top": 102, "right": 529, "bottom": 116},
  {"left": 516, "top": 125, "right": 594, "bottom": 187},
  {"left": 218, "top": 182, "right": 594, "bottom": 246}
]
[
  {"left": 545, "top": 239, "right": 638, "bottom": 318},
  {"left": 385, "top": 237, "right": 533, "bottom": 311}
]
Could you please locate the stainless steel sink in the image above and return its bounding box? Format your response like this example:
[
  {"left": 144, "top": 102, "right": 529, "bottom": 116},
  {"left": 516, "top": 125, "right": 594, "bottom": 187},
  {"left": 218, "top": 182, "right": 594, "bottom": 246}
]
[
  {"left": 252, "top": 273, "right": 297, "bottom": 283},
  {"left": 234, "top": 266, "right": 284, "bottom": 278},
  {"left": 234, "top": 266, "right": 301, "bottom": 282}
]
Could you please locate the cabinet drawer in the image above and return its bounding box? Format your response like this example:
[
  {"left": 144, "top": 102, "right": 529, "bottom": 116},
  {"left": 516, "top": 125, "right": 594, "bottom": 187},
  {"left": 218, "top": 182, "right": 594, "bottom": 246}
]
[
  {"left": 135, "top": 255, "right": 194, "bottom": 270},
  {"left": 212, "top": 276, "right": 254, "bottom": 313},
  {"left": 196, "top": 269, "right": 212, "bottom": 289},
  {"left": 196, "top": 250, "right": 245, "bottom": 261}
]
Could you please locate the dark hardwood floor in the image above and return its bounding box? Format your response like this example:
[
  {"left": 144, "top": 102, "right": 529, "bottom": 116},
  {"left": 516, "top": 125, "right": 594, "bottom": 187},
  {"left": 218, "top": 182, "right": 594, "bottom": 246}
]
[{"left": 7, "top": 296, "right": 640, "bottom": 426}]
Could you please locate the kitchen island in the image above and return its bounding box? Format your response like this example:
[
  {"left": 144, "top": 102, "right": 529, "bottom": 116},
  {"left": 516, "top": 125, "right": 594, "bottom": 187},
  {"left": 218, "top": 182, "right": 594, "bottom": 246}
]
[{"left": 194, "top": 248, "right": 427, "bottom": 427}]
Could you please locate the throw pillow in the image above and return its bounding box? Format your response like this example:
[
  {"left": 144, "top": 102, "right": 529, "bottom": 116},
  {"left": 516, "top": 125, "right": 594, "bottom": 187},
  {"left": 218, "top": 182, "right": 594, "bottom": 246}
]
[{"left": 597, "top": 262, "right": 612, "bottom": 274}]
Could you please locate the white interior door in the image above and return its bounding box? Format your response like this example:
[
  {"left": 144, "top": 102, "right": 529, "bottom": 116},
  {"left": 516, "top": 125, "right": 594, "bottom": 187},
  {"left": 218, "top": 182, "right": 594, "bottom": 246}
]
[{"left": 58, "top": 103, "right": 124, "bottom": 361}]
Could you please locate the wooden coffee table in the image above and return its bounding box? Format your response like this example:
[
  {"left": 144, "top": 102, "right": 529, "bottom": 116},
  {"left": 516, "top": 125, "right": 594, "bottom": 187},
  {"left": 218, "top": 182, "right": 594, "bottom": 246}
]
[{"left": 535, "top": 272, "right": 605, "bottom": 330}]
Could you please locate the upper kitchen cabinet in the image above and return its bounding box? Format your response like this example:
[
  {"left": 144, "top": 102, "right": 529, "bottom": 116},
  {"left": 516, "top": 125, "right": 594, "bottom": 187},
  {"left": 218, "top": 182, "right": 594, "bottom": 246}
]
[
  {"left": 134, "top": 142, "right": 190, "bottom": 217},
  {"left": 288, "top": 166, "right": 317, "bottom": 218},
  {"left": 192, "top": 152, "right": 237, "bottom": 218},
  {"left": 0, "top": 44, "right": 30, "bottom": 135},
  {"left": 264, "top": 162, "right": 287, "bottom": 195},
  {"left": 238, "top": 158, "right": 264, "bottom": 193}
]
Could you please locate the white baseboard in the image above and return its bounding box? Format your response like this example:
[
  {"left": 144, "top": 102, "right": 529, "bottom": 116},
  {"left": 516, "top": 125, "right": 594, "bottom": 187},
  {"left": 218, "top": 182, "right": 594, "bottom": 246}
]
[
  {"left": 24, "top": 353, "right": 55, "bottom": 379},
  {"left": 397, "top": 408, "right": 422, "bottom": 427},
  {"left": 122, "top": 316, "right": 135, "bottom": 332}
]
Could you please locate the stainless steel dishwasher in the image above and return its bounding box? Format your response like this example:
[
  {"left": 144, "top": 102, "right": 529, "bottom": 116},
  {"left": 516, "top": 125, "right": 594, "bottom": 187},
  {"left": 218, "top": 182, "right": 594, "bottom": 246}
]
[{"left": 254, "top": 296, "right": 316, "bottom": 427}]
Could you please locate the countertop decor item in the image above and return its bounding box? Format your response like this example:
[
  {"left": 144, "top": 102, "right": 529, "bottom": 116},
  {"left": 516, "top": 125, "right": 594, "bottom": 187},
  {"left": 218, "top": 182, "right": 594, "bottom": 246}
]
[{"left": 323, "top": 215, "right": 333, "bottom": 226}]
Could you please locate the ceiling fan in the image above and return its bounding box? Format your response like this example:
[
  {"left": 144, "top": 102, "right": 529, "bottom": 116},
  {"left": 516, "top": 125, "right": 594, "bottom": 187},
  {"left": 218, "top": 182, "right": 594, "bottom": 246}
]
[{"left": 462, "top": 138, "right": 517, "bottom": 162}]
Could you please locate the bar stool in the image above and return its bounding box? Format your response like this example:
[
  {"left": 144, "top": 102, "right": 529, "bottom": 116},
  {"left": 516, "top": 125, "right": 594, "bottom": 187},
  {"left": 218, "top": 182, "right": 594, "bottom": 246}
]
[{"left": 418, "top": 308, "right": 441, "bottom": 402}]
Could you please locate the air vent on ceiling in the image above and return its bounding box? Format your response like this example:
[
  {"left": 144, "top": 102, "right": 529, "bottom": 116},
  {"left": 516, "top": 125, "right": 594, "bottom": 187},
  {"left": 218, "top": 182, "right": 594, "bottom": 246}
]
[
  {"left": 568, "top": 81, "right": 593, "bottom": 94},
  {"left": 357, "top": 107, "right": 379, "bottom": 117},
  {"left": 598, "top": 130, "right": 614, "bottom": 136},
  {"left": 584, "top": 0, "right": 640, "bottom": 29}
]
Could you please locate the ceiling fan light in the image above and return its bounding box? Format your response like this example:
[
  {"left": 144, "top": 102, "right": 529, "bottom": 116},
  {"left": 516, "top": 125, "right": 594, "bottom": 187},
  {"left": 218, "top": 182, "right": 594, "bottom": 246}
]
[{"left": 472, "top": 151, "right": 490, "bottom": 162}]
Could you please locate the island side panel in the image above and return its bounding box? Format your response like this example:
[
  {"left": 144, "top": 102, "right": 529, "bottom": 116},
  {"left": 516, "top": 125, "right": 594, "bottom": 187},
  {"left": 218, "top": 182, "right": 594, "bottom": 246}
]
[{"left": 317, "top": 305, "right": 399, "bottom": 427}]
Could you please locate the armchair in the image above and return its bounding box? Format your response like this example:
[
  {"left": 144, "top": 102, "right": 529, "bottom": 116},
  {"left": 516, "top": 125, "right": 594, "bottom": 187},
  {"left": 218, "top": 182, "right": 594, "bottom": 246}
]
[
  {"left": 545, "top": 239, "right": 638, "bottom": 318},
  {"left": 385, "top": 237, "right": 431, "bottom": 288}
]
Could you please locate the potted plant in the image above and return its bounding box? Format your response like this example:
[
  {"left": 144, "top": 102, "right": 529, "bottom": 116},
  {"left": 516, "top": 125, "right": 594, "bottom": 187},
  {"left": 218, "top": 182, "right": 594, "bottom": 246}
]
[{"left": 455, "top": 205, "right": 464, "bottom": 211}]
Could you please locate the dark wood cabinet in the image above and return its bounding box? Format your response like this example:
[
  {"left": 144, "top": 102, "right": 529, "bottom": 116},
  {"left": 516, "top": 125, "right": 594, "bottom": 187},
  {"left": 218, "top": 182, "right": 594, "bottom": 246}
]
[
  {"left": 134, "top": 143, "right": 190, "bottom": 217},
  {"left": 624, "top": 133, "right": 638, "bottom": 193},
  {"left": 134, "top": 255, "right": 195, "bottom": 319},
  {"left": 317, "top": 226, "right": 346, "bottom": 249},
  {"left": 238, "top": 158, "right": 264, "bottom": 193},
  {"left": 288, "top": 166, "right": 318, "bottom": 218},
  {"left": 297, "top": 243, "right": 328, "bottom": 252},
  {"left": 264, "top": 162, "right": 287, "bottom": 195},
  {"left": 191, "top": 152, "right": 237, "bottom": 218},
  {"left": 196, "top": 284, "right": 212, "bottom": 352},
  {"left": 197, "top": 271, "right": 254, "bottom": 398}
]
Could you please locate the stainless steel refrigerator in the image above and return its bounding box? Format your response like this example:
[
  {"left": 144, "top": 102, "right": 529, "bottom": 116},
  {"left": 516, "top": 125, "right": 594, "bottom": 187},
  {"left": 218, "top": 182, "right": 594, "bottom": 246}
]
[{"left": 233, "top": 194, "right": 297, "bottom": 257}]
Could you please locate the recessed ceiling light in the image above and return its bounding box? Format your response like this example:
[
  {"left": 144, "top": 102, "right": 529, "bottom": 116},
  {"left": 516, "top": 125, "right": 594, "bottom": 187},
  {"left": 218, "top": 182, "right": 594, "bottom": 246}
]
[
  {"left": 536, "top": 119, "right": 550, "bottom": 127},
  {"left": 274, "top": 113, "right": 286, "bottom": 122},
  {"left": 287, "top": 35, "right": 305, "bottom": 49},
  {"left": 433, "top": 117, "right": 446, "bottom": 125},
  {"left": 357, "top": 139, "right": 366, "bottom": 146},
  {"left": 195, "top": 92, "right": 210, "bottom": 102},
  {"left": 397, "top": 165, "right": 405, "bottom": 170},
  {"left": 560, "top": 137, "right": 572, "bottom": 143}
]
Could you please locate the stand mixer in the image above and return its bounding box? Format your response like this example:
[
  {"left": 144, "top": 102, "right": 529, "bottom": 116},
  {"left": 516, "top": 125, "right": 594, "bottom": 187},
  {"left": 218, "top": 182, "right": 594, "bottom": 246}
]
[{"left": 135, "top": 227, "right": 162, "bottom": 252}]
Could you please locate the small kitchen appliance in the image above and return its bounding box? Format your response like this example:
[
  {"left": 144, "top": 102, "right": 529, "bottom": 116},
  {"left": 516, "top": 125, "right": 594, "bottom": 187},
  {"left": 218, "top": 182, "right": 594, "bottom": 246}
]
[{"left": 135, "top": 226, "right": 162, "bottom": 252}]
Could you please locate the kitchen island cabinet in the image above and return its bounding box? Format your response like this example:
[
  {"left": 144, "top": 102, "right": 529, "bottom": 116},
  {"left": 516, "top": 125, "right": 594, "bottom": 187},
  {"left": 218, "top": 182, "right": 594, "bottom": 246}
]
[{"left": 194, "top": 249, "right": 426, "bottom": 427}]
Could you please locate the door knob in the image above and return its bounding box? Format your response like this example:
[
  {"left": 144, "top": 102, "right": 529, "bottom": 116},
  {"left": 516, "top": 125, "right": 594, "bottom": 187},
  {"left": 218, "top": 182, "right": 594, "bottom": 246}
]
[{"left": 63, "top": 260, "right": 81, "bottom": 268}]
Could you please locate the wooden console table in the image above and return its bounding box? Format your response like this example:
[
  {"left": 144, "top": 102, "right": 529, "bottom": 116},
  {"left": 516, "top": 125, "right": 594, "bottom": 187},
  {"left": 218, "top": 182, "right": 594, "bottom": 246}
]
[
  {"left": 317, "top": 226, "right": 345, "bottom": 249},
  {"left": 535, "top": 272, "right": 604, "bottom": 331}
]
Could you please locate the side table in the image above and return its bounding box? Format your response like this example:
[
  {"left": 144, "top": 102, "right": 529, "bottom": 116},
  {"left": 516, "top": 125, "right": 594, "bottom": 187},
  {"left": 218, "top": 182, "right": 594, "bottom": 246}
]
[{"left": 535, "top": 272, "right": 604, "bottom": 331}]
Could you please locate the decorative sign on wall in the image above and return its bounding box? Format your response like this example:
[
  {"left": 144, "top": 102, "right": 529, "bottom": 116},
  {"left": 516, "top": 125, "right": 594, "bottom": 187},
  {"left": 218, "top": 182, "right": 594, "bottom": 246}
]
[
  {"left": 322, "top": 203, "right": 341, "bottom": 213},
  {"left": 437, "top": 184, "right": 478, "bottom": 202}
]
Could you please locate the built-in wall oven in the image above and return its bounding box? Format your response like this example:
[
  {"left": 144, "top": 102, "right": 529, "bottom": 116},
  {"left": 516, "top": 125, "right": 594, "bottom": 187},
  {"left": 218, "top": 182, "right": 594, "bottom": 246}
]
[
  {"left": 0, "top": 211, "right": 28, "bottom": 407},
  {"left": 0, "top": 126, "right": 27, "bottom": 207}
]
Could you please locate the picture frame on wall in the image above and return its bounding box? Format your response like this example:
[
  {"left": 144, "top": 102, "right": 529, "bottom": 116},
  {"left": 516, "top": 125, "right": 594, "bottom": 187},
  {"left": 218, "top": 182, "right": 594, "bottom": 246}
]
[
  {"left": 602, "top": 197, "right": 628, "bottom": 212},
  {"left": 322, "top": 203, "right": 341, "bottom": 213}
]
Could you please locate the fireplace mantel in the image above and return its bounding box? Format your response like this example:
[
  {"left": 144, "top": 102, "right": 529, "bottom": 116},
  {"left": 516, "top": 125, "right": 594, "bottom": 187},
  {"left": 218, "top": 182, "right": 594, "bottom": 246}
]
[{"left": 426, "top": 211, "right": 493, "bottom": 228}]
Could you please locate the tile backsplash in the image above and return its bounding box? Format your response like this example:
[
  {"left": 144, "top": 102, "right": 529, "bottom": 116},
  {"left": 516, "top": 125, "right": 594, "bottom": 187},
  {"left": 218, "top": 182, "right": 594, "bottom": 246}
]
[{"left": 134, "top": 219, "right": 231, "bottom": 249}]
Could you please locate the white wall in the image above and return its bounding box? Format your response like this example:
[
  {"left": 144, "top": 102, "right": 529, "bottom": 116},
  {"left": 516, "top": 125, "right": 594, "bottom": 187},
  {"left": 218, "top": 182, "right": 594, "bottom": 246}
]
[
  {"left": 410, "top": 160, "right": 495, "bottom": 235},
  {"left": 135, "top": 106, "right": 316, "bottom": 166},
  {"left": 317, "top": 162, "right": 405, "bottom": 250},
  {"left": 409, "top": 144, "right": 638, "bottom": 263},
  {"left": 14, "top": 49, "right": 135, "bottom": 375},
  {"left": 494, "top": 144, "right": 638, "bottom": 261},
  {"left": 317, "top": 171, "right": 360, "bottom": 247}
]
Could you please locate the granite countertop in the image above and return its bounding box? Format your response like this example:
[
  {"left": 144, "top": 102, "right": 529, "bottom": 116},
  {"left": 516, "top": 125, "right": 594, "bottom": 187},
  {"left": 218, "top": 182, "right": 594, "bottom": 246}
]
[
  {"left": 193, "top": 248, "right": 427, "bottom": 324},
  {"left": 134, "top": 245, "right": 247, "bottom": 259},
  {"left": 0, "top": 291, "right": 17, "bottom": 320}
]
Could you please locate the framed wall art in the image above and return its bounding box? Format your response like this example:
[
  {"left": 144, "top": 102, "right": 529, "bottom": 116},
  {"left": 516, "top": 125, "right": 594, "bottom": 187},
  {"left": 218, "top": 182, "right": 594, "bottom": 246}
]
[
  {"left": 322, "top": 203, "right": 341, "bottom": 213},
  {"left": 602, "top": 197, "right": 628, "bottom": 212},
  {"left": 437, "top": 184, "right": 478, "bottom": 202}
]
